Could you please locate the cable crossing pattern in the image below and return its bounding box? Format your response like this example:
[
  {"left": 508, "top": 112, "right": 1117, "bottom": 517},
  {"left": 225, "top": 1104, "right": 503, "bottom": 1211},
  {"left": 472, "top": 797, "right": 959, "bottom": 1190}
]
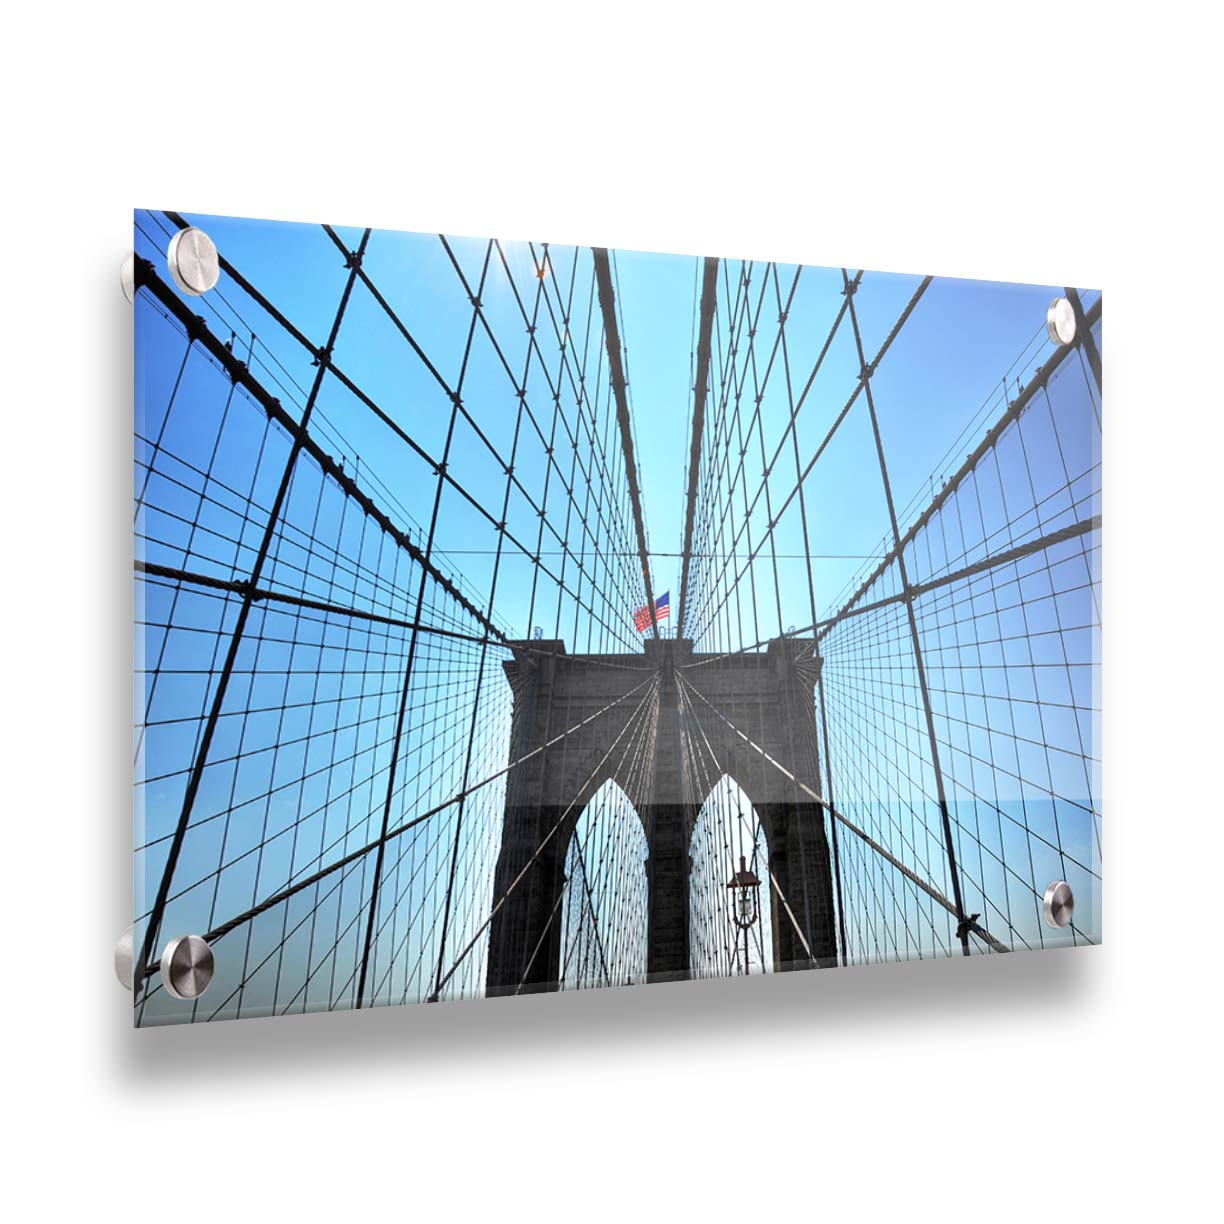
[{"left": 131, "top": 213, "right": 1102, "bottom": 1022}]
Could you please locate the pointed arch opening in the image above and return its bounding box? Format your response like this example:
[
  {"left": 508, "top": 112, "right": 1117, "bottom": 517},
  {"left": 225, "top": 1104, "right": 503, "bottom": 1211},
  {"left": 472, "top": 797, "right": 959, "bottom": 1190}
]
[
  {"left": 689, "top": 775, "right": 775, "bottom": 979},
  {"left": 558, "top": 779, "right": 649, "bottom": 990}
]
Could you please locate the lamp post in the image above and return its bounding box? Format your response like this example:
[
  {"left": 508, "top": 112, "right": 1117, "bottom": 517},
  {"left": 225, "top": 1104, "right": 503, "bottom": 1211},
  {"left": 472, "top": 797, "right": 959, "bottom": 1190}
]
[{"left": 727, "top": 853, "right": 761, "bottom": 975}]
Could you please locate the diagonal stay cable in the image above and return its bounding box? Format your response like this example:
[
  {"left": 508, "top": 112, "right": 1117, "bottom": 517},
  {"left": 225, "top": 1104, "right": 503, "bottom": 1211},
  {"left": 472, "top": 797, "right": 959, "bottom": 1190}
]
[
  {"left": 767, "top": 870, "right": 814, "bottom": 961},
  {"left": 135, "top": 670, "right": 660, "bottom": 981},
  {"left": 682, "top": 262, "right": 855, "bottom": 646},
  {"left": 132, "top": 229, "right": 372, "bottom": 1006},
  {"left": 830, "top": 294, "right": 1102, "bottom": 626},
  {"left": 675, "top": 669, "right": 815, "bottom": 961},
  {"left": 678, "top": 303, "right": 1103, "bottom": 673},
  {"left": 817, "top": 514, "right": 1102, "bottom": 637},
  {"left": 557, "top": 674, "right": 661, "bottom": 990},
  {"left": 675, "top": 671, "right": 1008, "bottom": 953},
  {"left": 841, "top": 267, "right": 970, "bottom": 954},
  {"left": 133, "top": 258, "right": 499, "bottom": 640},
  {"left": 687, "top": 272, "right": 920, "bottom": 644},
  {"left": 163, "top": 212, "right": 640, "bottom": 654},
  {"left": 134, "top": 559, "right": 492, "bottom": 645},
  {"left": 430, "top": 671, "right": 662, "bottom": 999}
]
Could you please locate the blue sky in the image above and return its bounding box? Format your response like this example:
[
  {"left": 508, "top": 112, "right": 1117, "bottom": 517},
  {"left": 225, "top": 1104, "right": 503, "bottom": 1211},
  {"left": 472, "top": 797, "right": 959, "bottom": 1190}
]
[
  {"left": 135, "top": 210, "right": 1097, "bottom": 638},
  {"left": 131, "top": 209, "right": 1102, "bottom": 1019}
]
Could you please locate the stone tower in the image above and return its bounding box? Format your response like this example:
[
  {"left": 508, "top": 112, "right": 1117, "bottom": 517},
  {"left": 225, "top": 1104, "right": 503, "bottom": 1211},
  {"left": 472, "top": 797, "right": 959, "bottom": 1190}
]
[{"left": 485, "top": 636, "right": 837, "bottom": 994}]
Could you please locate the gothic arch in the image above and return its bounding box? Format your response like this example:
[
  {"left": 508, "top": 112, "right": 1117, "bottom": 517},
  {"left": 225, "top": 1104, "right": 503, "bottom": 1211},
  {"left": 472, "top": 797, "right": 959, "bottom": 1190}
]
[
  {"left": 558, "top": 779, "right": 649, "bottom": 990},
  {"left": 688, "top": 774, "right": 776, "bottom": 979},
  {"left": 486, "top": 636, "right": 838, "bottom": 995}
]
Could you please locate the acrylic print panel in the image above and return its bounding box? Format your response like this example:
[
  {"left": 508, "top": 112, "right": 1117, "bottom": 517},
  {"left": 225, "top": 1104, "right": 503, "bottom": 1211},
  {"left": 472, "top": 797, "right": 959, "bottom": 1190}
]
[{"left": 130, "top": 210, "right": 1102, "bottom": 1026}]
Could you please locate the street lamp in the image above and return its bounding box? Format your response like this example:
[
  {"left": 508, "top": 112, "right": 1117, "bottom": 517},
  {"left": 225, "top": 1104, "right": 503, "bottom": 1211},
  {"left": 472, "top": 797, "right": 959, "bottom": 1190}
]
[{"left": 727, "top": 853, "right": 762, "bottom": 974}]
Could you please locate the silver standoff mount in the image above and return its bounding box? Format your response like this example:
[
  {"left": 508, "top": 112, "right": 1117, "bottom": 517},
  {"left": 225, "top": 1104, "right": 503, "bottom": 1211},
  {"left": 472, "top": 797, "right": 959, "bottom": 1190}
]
[
  {"left": 1042, "top": 880, "right": 1074, "bottom": 929},
  {"left": 159, "top": 934, "right": 215, "bottom": 1000},
  {"left": 167, "top": 227, "right": 220, "bottom": 296}
]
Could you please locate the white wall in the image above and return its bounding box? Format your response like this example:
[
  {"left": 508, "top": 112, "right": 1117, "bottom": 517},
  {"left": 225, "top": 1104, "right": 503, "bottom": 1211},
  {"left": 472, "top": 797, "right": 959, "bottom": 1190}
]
[{"left": 3, "top": 3, "right": 1218, "bottom": 1218}]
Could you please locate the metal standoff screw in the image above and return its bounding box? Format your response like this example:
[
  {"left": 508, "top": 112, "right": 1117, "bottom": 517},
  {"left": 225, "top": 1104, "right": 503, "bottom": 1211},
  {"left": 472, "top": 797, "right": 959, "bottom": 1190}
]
[
  {"left": 159, "top": 935, "right": 215, "bottom": 1000},
  {"left": 1046, "top": 297, "right": 1077, "bottom": 347},
  {"left": 120, "top": 252, "right": 135, "bottom": 303},
  {"left": 114, "top": 926, "right": 134, "bottom": 989},
  {"left": 166, "top": 227, "right": 220, "bottom": 296},
  {"left": 1043, "top": 880, "right": 1074, "bottom": 929}
]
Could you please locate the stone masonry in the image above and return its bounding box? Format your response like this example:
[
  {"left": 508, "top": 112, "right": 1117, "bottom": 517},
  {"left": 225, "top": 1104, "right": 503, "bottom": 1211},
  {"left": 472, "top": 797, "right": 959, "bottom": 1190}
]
[{"left": 485, "top": 636, "right": 838, "bottom": 994}]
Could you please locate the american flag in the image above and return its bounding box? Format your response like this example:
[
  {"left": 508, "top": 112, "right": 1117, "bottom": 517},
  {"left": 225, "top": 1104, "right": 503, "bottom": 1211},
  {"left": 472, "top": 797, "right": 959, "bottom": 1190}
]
[{"left": 633, "top": 591, "right": 669, "bottom": 632}]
